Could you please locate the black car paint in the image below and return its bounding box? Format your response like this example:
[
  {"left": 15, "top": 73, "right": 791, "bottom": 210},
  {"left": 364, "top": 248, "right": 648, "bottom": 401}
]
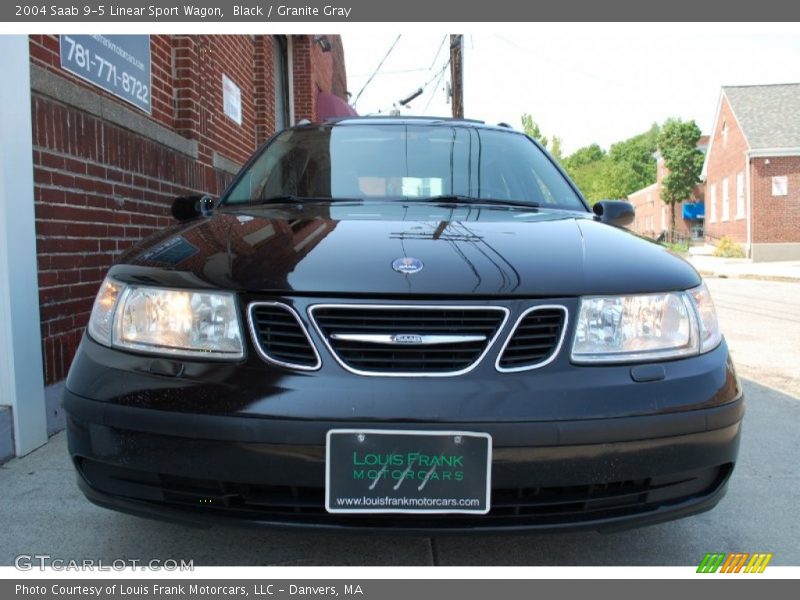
[
  {"left": 66, "top": 304, "right": 737, "bottom": 422},
  {"left": 64, "top": 118, "right": 742, "bottom": 532},
  {"left": 113, "top": 204, "right": 700, "bottom": 297}
]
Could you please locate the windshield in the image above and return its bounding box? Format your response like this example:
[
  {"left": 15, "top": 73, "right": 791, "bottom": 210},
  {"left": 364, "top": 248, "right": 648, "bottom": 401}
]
[{"left": 222, "top": 124, "right": 587, "bottom": 210}]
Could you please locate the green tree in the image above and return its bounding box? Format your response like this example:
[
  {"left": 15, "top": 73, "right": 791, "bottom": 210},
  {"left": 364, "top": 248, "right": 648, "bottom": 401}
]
[
  {"left": 606, "top": 123, "right": 659, "bottom": 196},
  {"left": 521, "top": 113, "right": 548, "bottom": 149},
  {"left": 657, "top": 119, "right": 704, "bottom": 238},
  {"left": 563, "top": 144, "right": 606, "bottom": 171},
  {"left": 550, "top": 136, "right": 563, "bottom": 162},
  {"left": 560, "top": 125, "right": 661, "bottom": 204},
  {"left": 561, "top": 144, "right": 615, "bottom": 204}
]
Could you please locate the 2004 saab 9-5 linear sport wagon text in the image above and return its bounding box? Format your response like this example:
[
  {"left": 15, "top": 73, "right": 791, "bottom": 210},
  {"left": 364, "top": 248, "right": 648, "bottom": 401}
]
[{"left": 64, "top": 117, "right": 743, "bottom": 532}]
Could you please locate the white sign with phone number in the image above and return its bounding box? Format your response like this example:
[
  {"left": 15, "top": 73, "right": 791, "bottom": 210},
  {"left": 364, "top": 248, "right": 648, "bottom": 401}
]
[{"left": 59, "top": 34, "right": 151, "bottom": 114}]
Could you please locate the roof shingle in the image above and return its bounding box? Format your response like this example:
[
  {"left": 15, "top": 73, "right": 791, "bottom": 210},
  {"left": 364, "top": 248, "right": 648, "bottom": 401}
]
[{"left": 723, "top": 83, "right": 800, "bottom": 149}]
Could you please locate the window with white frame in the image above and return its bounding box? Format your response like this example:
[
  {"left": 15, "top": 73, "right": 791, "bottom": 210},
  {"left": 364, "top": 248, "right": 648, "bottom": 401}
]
[
  {"left": 709, "top": 183, "right": 717, "bottom": 223},
  {"left": 721, "top": 177, "right": 729, "bottom": 221},
  {"left": 661, "top": 206, "right": 666, "bottom": 231},
  {"left": 736, "top": 171, "right": 745, "bottom": 218},
  {"left": 772, "top": 176, "right": 788, "bottom": 196}
]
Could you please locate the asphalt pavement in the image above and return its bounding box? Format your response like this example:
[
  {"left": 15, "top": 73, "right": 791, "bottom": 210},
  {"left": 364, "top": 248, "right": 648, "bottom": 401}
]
[{"left": 1, "top": 277, "right": 798, "bottom": 566}]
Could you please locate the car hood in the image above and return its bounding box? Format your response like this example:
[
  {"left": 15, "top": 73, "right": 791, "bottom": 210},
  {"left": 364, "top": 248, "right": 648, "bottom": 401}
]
[{"left": 113, "top": 202, "right": 701, "bottom": 297}]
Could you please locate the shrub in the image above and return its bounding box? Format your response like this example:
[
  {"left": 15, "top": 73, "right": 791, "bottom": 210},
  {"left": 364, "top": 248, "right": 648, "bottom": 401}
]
[
  {"left": 713, "top": 236, "right": 746, "bottom": 258},
  {"left": 662, "top": 240, "right": 690, "bottom": 253}
]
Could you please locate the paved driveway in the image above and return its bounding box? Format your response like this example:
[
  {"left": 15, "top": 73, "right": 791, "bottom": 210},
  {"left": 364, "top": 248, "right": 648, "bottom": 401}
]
[
  {"left": 706, "top": 277, "right": 800, "bottom": 396},
  {"left": 1, "top": 277, "right": 797, "bottom": 566}
]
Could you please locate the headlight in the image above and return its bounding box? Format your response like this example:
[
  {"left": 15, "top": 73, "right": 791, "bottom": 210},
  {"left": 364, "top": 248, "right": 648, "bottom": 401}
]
[
  {"left": 571, "top": 292, "right": 699, "bottom": 363},
  {"left": 87, "top": 277, "right": 244, "bottom": 360},
  {"left": 687, "top": 281, "right": 722, "bottom": 353},
  {"left": 87, "top": 277, "right": 124, "bottom": 347}
]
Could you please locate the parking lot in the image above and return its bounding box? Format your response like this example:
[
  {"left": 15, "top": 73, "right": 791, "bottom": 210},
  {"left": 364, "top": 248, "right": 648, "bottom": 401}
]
[{"left": 1, "top": 276, "right": 797, "bottom": 567}]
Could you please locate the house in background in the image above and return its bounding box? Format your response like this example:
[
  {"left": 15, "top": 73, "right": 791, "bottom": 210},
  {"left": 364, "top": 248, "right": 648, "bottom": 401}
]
[
  {"left": 703, "top": 83, "right": 800, "bottom": 261},
  {"left": 628, "top": 137, "right": 708, "bottom": 240}
]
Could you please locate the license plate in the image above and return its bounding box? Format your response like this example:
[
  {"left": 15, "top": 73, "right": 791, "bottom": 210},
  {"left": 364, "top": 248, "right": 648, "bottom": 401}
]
[{"left": 325, "top": 430, "right": 491, "bottom": 514}]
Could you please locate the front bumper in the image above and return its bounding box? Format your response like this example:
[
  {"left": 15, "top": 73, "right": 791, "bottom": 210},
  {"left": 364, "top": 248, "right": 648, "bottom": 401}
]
[{"left": 64, "top": 334, "right": 743, "bottom": 533}]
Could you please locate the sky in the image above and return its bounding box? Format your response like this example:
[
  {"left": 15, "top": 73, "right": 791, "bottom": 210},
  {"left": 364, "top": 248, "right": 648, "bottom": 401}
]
[{"left": 343, "top": 24, "right": 800, "bottom": 155}]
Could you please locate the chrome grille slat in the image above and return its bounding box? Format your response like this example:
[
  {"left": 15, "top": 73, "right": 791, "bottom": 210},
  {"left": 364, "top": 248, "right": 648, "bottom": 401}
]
[
  {"left": 331, "top": 346, "right": 483, "bottom": 354},
  {"left": 316, "top": 323, "right": 498, "bottom": 332},
  {"left": 310, "top": 304, "right": 509, "bottom": 377},
  {"left": 496, "top": 306, "right": 568, "bottom": 372},
  {"left": 248, "top": 302, "right": 322, "bottom": 371}
]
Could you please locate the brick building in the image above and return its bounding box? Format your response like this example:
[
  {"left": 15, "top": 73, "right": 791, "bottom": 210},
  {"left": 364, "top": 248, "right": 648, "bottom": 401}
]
[
  {"left": 0, "top": 35, "right": 351, "bottom": 460},
  {"left": 628, "top": 138, "right": 708, "bottom": 240},
  {"left": 702, "top": 83, "right": 800, "bottom": 261}
]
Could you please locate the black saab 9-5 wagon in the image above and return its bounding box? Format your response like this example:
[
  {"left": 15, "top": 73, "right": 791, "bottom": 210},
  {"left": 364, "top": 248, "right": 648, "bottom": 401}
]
[{"left": 64, "top": 117, "right": 742, "bottom": 532}]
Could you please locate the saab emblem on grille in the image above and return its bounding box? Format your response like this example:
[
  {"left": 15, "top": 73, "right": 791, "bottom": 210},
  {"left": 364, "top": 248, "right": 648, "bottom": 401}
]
[
  {"left": 392, "top": 257, "right": 424, "bottom": 274},
  {"left": 391, "top": 334, "right": 424, "bottom": 344}
]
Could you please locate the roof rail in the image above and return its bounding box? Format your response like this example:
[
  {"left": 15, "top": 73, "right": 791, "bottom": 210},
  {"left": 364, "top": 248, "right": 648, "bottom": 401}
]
[{"left": 323, "top": 115, "right": 486, "bottom": 124}]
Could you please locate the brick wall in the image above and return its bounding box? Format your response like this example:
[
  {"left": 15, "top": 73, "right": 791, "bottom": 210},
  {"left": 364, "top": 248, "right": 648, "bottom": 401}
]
[
  {"left": 751, "top": 155, "right": 800, "bottom": 244},
  {"left": 291, "top": 35, "right": 348, "bottom": 122},
  {"left": 312, "top": 36, "right": 348, "bottom": 100},
  {"left": 178, "top": 35, "right": 259, "bottom": 166},
  {"left": 627, "top": 157, "right": 703, "bottom": 239},
  {"left": 628, "top": 184, "right": 660, "bottom": 237},
  {"left": 29, "top": 34, "right": 349, "bottom": 385},
  {"left": 292, "top": 36, "right": 315, "bottom": 121},
  {"left": 253, "top": 37, "right": 277, "bottom": 145},
  {"left": 704, "top": 96, "right": 749, "bottom": 244}
]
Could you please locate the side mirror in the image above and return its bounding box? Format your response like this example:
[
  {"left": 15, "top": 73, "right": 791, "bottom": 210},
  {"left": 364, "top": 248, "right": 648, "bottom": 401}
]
[
  {"left": 593, "top": 200, "right": 635, "bottom": 228},
  {"left": 171, "top": 195, "right": 215, "bottom": 222}
]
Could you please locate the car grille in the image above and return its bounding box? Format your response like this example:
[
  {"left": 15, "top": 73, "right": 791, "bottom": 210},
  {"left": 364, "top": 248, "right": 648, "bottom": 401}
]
[
  {"left": 77, "top": 458, "right": 731, "bottom": 530},
  {"left": 248, "top": 302, "right": 320, "bottom": 370},
  {"left": 497, "top": 306, "right": 567, "bottom": 371},
  {"left": 309, "top": 305, "right": 508, "bottom": 375}
]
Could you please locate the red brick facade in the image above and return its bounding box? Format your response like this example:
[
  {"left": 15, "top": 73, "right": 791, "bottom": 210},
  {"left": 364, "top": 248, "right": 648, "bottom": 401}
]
[
  {"left": 28, "top": 34, "right": 349, "bottom": 385},
  {"left": 704, "top": 97, "right": 749, "bottom": 244},
  {"left": 750, "top": 155, "right": 800, "bottom": 245},
  {"left": 628, "top": 154, "right": 705, "bottom": 240},
  {"left": 704, "top": 91, "right": 800, "bottom": 259}
]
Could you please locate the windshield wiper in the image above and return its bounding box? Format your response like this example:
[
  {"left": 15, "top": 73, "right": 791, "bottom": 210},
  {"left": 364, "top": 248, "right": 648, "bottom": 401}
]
[
  {"left": 230, "top": 195, "right": 542, "bottom": 209},
  {"left": 420, "top": 195, "right": 540, "bottom": 209},
  {"left": 244, "top": 195, "right": 364, "bottom": 205}
]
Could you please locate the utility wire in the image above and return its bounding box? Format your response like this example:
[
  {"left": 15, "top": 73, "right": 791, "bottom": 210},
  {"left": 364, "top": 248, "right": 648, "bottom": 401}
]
[
  {"left": 422, "top": 56, "right": 451, "bottom": 89},
  {"left": 368, "top": 37, "right": 452, "bottom": 115},
  {"left": 372, "top": 55, "right": 451, "bottom": 116},
  {"left": 349, "top": 67, "right": 429, "bottom": 78},
  {"left": 429, "top": 35, "right": 448, "bottom": 70},
  {"left": 378, "top": 56, "right": 451, "bottom": 116},
  {"left": 422, "top": 59, "right": 449, "bottom": 114},
  {"left": 352, "top": 35, "right": 402, "bottom": 108}
]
